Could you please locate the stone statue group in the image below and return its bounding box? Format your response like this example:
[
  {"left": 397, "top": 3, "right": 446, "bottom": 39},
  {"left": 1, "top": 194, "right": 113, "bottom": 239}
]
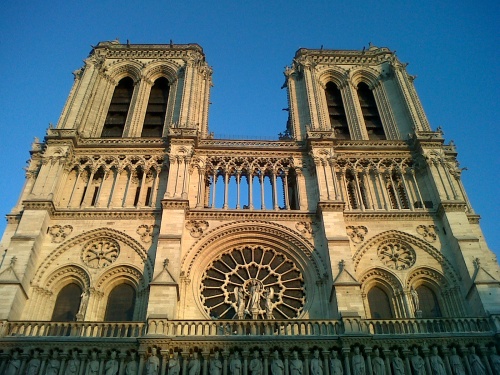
[
  {"left": 234, "top": 281, "right": 274, "bottom": 319},
  {"left": 2, "top": 344, "right": 499, "bottom": 375}
]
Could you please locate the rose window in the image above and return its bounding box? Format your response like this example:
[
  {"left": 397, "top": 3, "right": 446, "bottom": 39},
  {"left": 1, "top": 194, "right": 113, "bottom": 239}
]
[
  {"left": 200, "top": 246, "right": 305, "bottom": 319},
  {"left": 82, "top": 238, "right": 120, "bottom": 268},
  {"left": 377, "top": 241, "right": 416, "bottom": 270}
]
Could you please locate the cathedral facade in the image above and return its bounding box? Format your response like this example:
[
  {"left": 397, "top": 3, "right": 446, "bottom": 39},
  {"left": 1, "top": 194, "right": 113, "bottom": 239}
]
[{"left": 0, "top": 41, "right": 499, "bottom": 375}]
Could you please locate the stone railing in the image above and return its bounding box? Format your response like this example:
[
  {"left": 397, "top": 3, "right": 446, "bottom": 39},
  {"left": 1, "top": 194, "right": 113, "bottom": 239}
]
[{"left": 0, "top": 316, "right": 497, "bottom": 339}]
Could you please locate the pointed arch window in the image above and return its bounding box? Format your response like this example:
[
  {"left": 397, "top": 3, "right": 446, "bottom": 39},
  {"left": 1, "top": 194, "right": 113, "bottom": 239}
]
[
  {"left": 325, "top": 82, "right": 350, "bottom": 139},
  {"left": 51, "top": 283, "right": 82, "bottom": 321},
  {"left": 142, "top": 77, "right": 170, "bottom": 137},
  {"left": 357, "top": 82, "right": 385, "bottom": 140},
  {"left": 102, "top": 77, "right": 134, "bottom": 137},
  {"left": 104, "top": 283, "right": 136, "bottom": 321},
  {"left": 416, "top": 285, "right": 442, "bottom": 318},
  {"left": 367, "top": 286, "right": 394, "bottom": 319}
]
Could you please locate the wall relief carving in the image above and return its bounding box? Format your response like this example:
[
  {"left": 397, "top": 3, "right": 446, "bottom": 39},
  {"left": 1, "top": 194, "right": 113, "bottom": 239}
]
[
  {"left": 377, "top": 240, "right": 416, "bottom": 270},
  {"left": 81, "top": 238, "right": 120, "bottom": 268},
  {"left": 48, "top": 225, "right": 73, "bottom": 243},
  {"left": 416, "top": 225, "right": 437, "bottom": 242},
  {"left": 346, "top": 226, "right": 368, "bottom": 243},
  {"left": 137, "top": 224, "right": 158, "bottom": 243},
  {"left": 186, "top": 220, "right": 209, "bottom": 238}
]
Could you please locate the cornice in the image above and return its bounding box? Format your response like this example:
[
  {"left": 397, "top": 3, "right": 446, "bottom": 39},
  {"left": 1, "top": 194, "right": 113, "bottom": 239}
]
[
  {"left": 437, "top": 202, "right": 468, "bottom": 216},
  {"left": 187, "top": 209, "right": 315, "bottom": 221},
  {"left": 78, "top": 138, "right": 166, "bottom": 148},
  {"left": 53, "top": 210, "right": 159, "bottom": 220},
  {"left": 317, "top": 202, "right": 345, "bottom": 212},
  {"left": 467, "top": 214, "right": 480, "bottom": 224},
  {"left": 5, "top": 214, "right": 21, "bottom": 225},
  {"left": 344, "top": 211, "right": 434, "bottom": 221},
  {"left": 295, "top": 47, "right": 394, "bottom": 66},
  {"left": 161, "top": 199, "right": 190, "bottom": 210},
  {"left": 198, "top": 139, "right": 305, "bottom": 150},
  {"left": 22, "top": 200, "right": 56, "bottom": 214}
]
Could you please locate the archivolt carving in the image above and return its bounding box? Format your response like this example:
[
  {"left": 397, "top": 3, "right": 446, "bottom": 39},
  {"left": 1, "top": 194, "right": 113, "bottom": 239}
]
[
  {"left": 33, "top": 227, "right": 153, "bottom": 286},
  {"left": 142, "top": 60, "right": 180, "bottom": 83},
  {"left": 44, "top": 264, "right": 91, "bottom": 291},
  {"left": 352, "top": 230, "right": 460, "bottom": 284},
  {"left": 359, "top": 267, "right": 403, "bottom": 294},
  {"left": 316, "top": 67, "right": 349, "bottom": 88},
  {"left": 349, "top": 66, "right": 381, "bottom": 88},
  {"left": 295, "top": 222, "right": 313, "bottom": 238},
  {"left": 182, "top": 221, "right": 326, "bottom": 281},
  {"left": 95, "top": 264, "right": 145, "bottom": 292},
  {"left": 106, "top": 60, "right": 143, "bottom": 82},
  {"left": 406, "top": 267, "right": 446, "bottom": 289},
  {"left": 416, "top": 225, "right": 437, "bottom": 242}
]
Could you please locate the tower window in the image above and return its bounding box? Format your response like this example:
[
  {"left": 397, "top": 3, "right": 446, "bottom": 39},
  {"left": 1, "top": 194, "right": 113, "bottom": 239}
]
[
  {"left": 325, "top": 82, "right": 350, "bottom": 139},
  {"left": 104, "top": 283, "right": 136, "bottom": 321},
  {"left": 51, "top": 283, "right": 82, "bottom": 321},
  {"left": 357, "top": 82, "right": 385, "bottom": 140},
  {"left": 416, "top": 285, "right": 442, "bottom": 318},
  {"left": 142, "top": 77, "right": 170, "bottom": 137},
  {"left": 367, "top": 286, "right": 394, "bottom": 319},
  {"left": 102, "top": 77, "right": 134, "bottom": 137}
]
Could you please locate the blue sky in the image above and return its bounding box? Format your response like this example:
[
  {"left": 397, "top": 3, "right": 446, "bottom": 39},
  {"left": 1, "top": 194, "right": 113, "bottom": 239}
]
[{"left": 0, "top": 1, "right": 498, "bottom": 258}]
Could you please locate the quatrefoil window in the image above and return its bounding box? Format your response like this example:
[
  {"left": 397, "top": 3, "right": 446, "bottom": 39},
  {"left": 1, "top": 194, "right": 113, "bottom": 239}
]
[
  {"left": 82, "top": 238, "right": 120, "bottom": 268},
  {"left": 377, "top": 241, "right": 416, "bottom": 270}
]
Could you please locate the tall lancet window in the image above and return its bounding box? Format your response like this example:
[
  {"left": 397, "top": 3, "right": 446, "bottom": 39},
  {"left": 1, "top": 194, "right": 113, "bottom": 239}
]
[
  {"left": 325, "top": 82, "right": 350, "bottom": 139},
  {"left": 101, "top": 77, "right": 134, "bottom": 137},
  {"left": 142, "top": 77, "right": 170, "bottom": 137},
  {"left": 357, "top": 82, "right": 385, "bottom": 140}
]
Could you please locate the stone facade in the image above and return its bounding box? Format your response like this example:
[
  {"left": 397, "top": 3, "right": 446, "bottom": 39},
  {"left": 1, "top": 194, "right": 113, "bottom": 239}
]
[{"left": 0, "top": 41, "right": 499, "bottom": 375}]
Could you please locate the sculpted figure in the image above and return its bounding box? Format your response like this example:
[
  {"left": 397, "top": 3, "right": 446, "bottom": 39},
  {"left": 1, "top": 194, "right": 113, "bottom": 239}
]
[
  {"left": 410, "top": 287, "right": 420, "bottom": 312},
  {"left": 125, "top": 352, "right": 138, "bottom": 375},
  {"left": 105, "top": 351, "right": 119, "bottom": 375},
  {"left": 490, "top": 347, "right": 500, "bottom": 375},
  {"left": 289, "top": 351, "right": 303, "bottom": 375},
  {"left": 45, "top": 350, "right": 61, "bottom": 375},
  {"left": 263, "top": 287, "right": 274, "bottom": 319},
  {"left": 449, "top": 348, "right": 465, "bottom": 375},
  {"left": 410, "top": 348, "right": 425, "bottom": 375},
  {"left": 77, "top": 290, "right": 89, "bottom": 320},
  {"left": 330, "top": 350, "right": 343, "bottom": 375},
  {"left": 351, "top": 347, "right": 365, "bottom": 375},
  {"left": 429, "top": 347, "right": 446, "bottom": 375},
  {"left": 249, "top": 281, "right": 262, "bottom": 314},
  {"left": 391, "top": 349, "right": 405, "bottom": 375},
  {"left": 169, "top": 352, "right": 181, "bottom": 375},
  {"left": 311, "top": 350, "right": 323, "bottom": 375},
  {"left": 230, "top": 351, "right": 242, "bottom": 375},
  {"left": 25, "top": 350, "right": 42, "bottom": 375},
  {"left": 65, "top": 351, "right": 81, "bottom": 375},
  {"left": 271, "top": 351, "right": 284, "bottom": 375},
  {"left": 234, "top": 287, "right": 245, "bottom": 319},
  {"left": 468, "top": 347, "right": 485, "bottom": 375},
  {"left": 5, "top": 351, "right": 21, "bottom": 375},
  {"left": 188, "top": 353, "right": 201, "bottom": 375},
  {"left": 146, "top": 348, "right": 160, "bottom": 375},
  {"left": 372, "top": 349, "right": 385, "bottom": 375},
  {"left": 210, "top": 352, "right": 223, "bottom": 375},
  {"left": 87, "top": 351, "right": 100, "bottom": 375},
  {"left": 249, "top": 351, "right": 263, "bottom": 375}
]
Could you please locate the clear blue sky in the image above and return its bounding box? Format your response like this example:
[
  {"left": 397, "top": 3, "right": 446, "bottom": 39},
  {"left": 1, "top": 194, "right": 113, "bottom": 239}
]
[{"left": 0, "top": 1, "right": 498, "bottom": 258}]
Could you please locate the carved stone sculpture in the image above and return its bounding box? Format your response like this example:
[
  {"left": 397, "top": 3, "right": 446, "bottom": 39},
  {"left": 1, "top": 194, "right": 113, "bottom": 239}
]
[
  {"left": 372, "top": 349, "right": 385, "bottom": 375},
  {"left": 449, "top": 348, "right": 465, "bottom": 375},
  {"left": 125, "top": 352, "right": 138, "bottom": 375},
  {"left": 429, "top": 347, "right": 446, "bottom": 375},
  {"left": 289, "top": 351, "right": 303, "bottom": 375},
  {"left": 410, "top": 348, "right": 425, "bottom": 375},
  {"left": 146, "top": 348, "right": 160, "bottom": 375},
  {"left": 330, "top": 350, "right": 343, "bottom": 375},
  {"left": 5, "top": 351, "right": 21, "bottom": 375},
  {"left": 391, "top": 349, "right": 405, "bottom": 375},
  {"left": 65, "top": 351, "right": 81, "bottom": 375},
  {"left": 249, "top": 351, "right": 263, "bottom": 375},
  {"left": 468, "top": 347, "right": 485, "bottom": 375},
  {"left": 230, "top": 352, "right": 242, "bottom": 375},
  {"left": 351, "top": 347, "right": 365, "bottom": 375},
  {"left": 209, "top": 352, "right": 223, "bottom": 375},
  {"left": 310, "top": 350, "right": 323, "bottom": 375},
  {"left": 105, "top": 351, "right": 119, "bottom": 375},
  {"left": 25, "top": 350, "right": 42, "bottom": 375},
  {"left": 188, "top": 353, "right": 201, "bottom": 375},
  {"left": 45, "top": 350, "right": 61, "bottom": 375},
  {"left": 271, "top": 351, "right": 284, "bottom": 375},
  {"left": 86, "top": 351, "right": 100, "bottom": 375},
  {"left": 490, "top": 347, "right": 500, "bottom": 375},
  {"left": 169, "top": 352, "right": 181, "bottom": 375}
]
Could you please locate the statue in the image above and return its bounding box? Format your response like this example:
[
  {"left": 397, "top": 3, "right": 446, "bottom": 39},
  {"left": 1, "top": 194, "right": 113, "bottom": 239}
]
[
  {"left": 87, "top": 351, "right": 100, "bottom": 375},
  {"left": 330, "top": 350, "right": 343, "bottom": 375},
  {"left": 5, "top": 351, "right": 21, "bottom": 375},
  {"left": 372, "top": 349, "right": 385, "bottom": 375},
  {"left": 25, "top": 350, "right": 42, "bottom": 375},
  {"left": 234, "top": 287, "right": 245, "bottom": 319},
  {"left": 45, "top": 350, "right": 61, "bottom": 375},
  {"left": 230, "top": 352, "right": 242, "bottom": 375},
  {"left": 169, "top": 352, "right": 181, "bottom": 375},
  {"left": 125, "top": 352, "right": 138, "bottom": 375},
  {"left": 210, "top": 352, "right": 223, "bottom": 375},
  {"left": 449, "top": 347, "right": 465, "bottom": 375},
  {"left": 391, "top": 349, "right": 405, "bottom": 375},
  {"left": 310, "top": 350, "right": 323, "bottom": 375},
  {"left": 410, "top": 287, "right": 420, "bottom": 313},
  {"left": 289, "top": 351, "right": 303, "bottom": 375},
  {"left": 410, "top": 347, "right": 425, "bottom": 375},
  {"left": 489, "top": 347, "right": 500, "bottom": 375},
  {"left": 429, "top": 347, "right": 446, "bottom": 375},
  {"left": 468, "top": 346, "right": 485, "bottom": 375},
  {"left": 249, "top": 351, "right": 263, "bottom": 375},
  {"left": 105, "top": 351, "right": 119, "bottom": 375},
  {"left": 76, "top": 290, "right": 89, "bottom": 320},
  {"left": 188, "top": 353, "right": 201, "bottom": 375},
  {"left": 146, "top": 348, "right": 160, "bottom": 375},
  {"left": 65, "top": 351, "right": 81, "bottom": 375},
  {"left": 263, "top": 287, "right": 274, "bottom": 319},
  {"left": 351, "top": 346, "right": 365, "bottom": 375},
  {"left": 271, "top": 351, "right": 284, "bottom": 375}
]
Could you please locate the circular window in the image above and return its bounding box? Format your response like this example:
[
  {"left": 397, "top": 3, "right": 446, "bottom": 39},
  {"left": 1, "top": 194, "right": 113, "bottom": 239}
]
[
  {"left": 81, "top": 238, "right": 120, "bottom": 268},
  {"left": 200, "top": 246, "right": 305, "bottom": 319},
  {"left": 377, "top": 241, "right": 416, "bottom": 270}
]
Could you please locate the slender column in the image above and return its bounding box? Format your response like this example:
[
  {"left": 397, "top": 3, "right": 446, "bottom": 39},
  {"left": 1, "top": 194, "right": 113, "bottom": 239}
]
[
  {"left": 364, "top": 349, "right": 372, "bottom": 375},
  {"left": 273, "top": 172, "right": 279, "bottom": 210},
  {"left": 398, "top": 169, "right": 414, "bottom": 210},
  {"left": 136, "top": 168, "right": 147, "bottom": 207},
  {"left": 223, "top": 353, "right": 228, "bottom": 375},
  {"left": 354, "top": 171, "right": 365, "bottom": 210},
  {"left": 423, "top": 351, "right": 432, "bottom": 375},
  {"left": 403, "top": 351, "right": 412, "bottom": 375},
  {"left": 323, "top": 162, "right": 332, "bottom": 200},
  {"left": 342, "top": 351, "right": 351, "bottom": 375},
  {"left": 248, "top": 173, "right": 254, "bottom": 209},
  {"left": 98, "top": 353, "right": 105, "bottom": 375},
  {"left": 19, "top": 354, "right": 29, "bottom": 375},
  {"left": 181, "top": 157, "right": 190, "bottom": 199},
  {"left": 388, "top": 170, "right": 402, "bottom": 209},
  {"left": 383, "top": 351, "right": 391, "bottom": 375},
  {"left": 94, "top": 169, "right": 108, "bottom": 207},
  {"left": 119, "top": 353, "right": 126, "bottom": 375},
  {"left": 79, "top": 354, "right": 87, "bottom": 375},
  {"left": 236, "top": 172, "right": 241, "bottom": 209},
  {"left": 341, "top": 170, "right": 351, "bottom": 210},
  {"left": 364, "top": 169, "right": 376, "bottom": 209},
  {"left": 107, "top": 168, "right": 118, "bottom": 208},
  {"left": 80, "top": 168, "right": 96, "bottom": 207},
  {"left": 138, "top": 352, "right": 145, "bottom": 375},
  {"left": 67, "top": 169, "right": 82, "bottom": 207},
  {"left": 410, "top": 169, "right": 425, "bottom": 208},
  {"left": 223, "top": 171, "right": 229, "bottom": 209},
  {"left": 122, "top": 168, "right": 133, "bottom": 207},
  {"left": 211, "top": 173, "right": 217, "bottom": 208},
  {"left": 283, "top": 173, "right": 290, "bottom": 209},
  {"left": 441, "top": 160, "right": 459, "bottom": 199},
  {"left": 150, "top": 169, "right": 161, "bottom": 207},
  {"left": 59, "top": 354, "right": 68, "bottom": 375},
  {"left": 39, "top": 354, "right": 49, "bottom": 375},
  {"left": 260, "top": 173, "right": 265, "bottom": 210},
  {"left": 196, "top": 168, "right": 204, "bottom": 208},
  {"left": 330, "top": 162, "right": 341, "bottom": 200},
  {"left": 377, "top": 171, "right": 390, "bottom": 210},
  {"left": 161, "top": 354, "right": 168, "bottom": 375},
  {"left": 323, "top": 351, "right": 330, "bottom": 375},
  {"left": 263, "top": 352, "right": 269, "bottom": 375},
  {"left": 202, "top": 352, "right": 208, "bottom": 375},
  {"left": 433, "top": 159, "right": 451, "bottom": 200},
  {"left": 243, "top": 352, "right": 248, "bottom": 375}
]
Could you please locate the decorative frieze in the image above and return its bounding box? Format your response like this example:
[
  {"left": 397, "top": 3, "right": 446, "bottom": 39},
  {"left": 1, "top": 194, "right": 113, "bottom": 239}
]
[{"left": 48, "top": 225, "right": 74, "bottom": 243}]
